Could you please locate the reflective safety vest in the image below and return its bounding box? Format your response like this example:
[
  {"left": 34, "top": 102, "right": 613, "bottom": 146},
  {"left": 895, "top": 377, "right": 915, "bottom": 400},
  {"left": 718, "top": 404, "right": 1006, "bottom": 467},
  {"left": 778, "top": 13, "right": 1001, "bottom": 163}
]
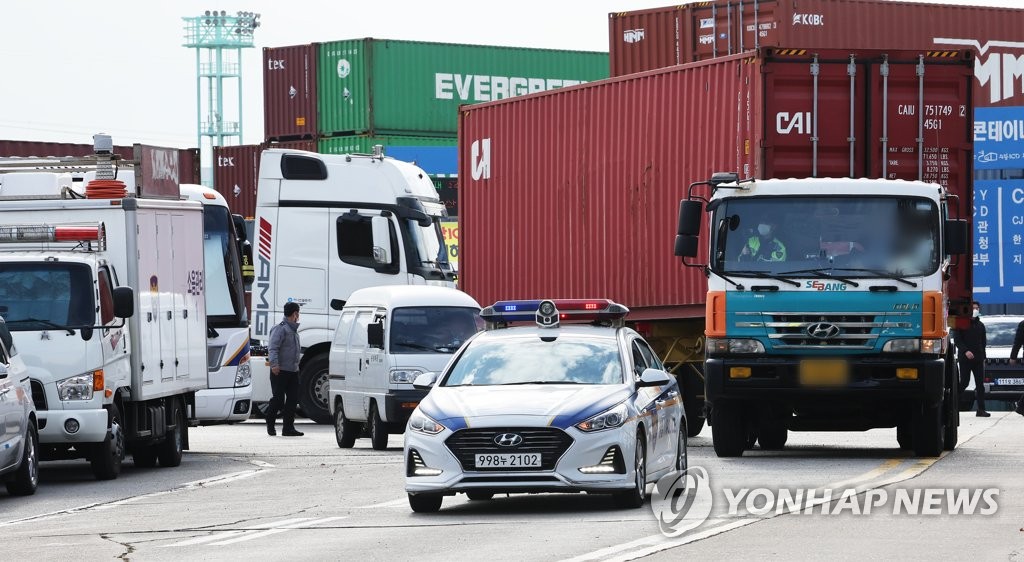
[{"left": 745, "top": 236, "right": 787, "bottom": 261}]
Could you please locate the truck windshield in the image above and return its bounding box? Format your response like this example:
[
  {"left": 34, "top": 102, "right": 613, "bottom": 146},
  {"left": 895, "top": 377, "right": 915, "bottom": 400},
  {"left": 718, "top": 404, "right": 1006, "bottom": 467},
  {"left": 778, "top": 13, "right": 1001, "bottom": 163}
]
[
  {"left": 712, "top": 196, "right": 940, "bottom": 277},
  {"left": 389, "top": 306, "right": 483, "bottom": 354},
  {"left": 203, "top": 205, "right": 246, "bottom": 327},
  {"left": 0, "top": 262, "right": 95, "bottom": 329},
  {"left": 405, "top": 217, "right": 451, "bottom": 269}
]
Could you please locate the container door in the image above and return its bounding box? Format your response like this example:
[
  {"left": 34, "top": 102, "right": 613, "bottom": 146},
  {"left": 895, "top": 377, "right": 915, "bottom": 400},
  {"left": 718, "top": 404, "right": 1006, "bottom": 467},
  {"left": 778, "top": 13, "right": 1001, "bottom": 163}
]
[
  {"left": 171, "top": 213, "right": 191, "bottom": 381},
  {"left": 157, "top": 213, "right": 177, "bottom": 383},
  {"left": 685, "top": 3, "right": 741, "bottom": 62},
  {"left": 137, "top": 211, "right": 161, "bottom": 387}
]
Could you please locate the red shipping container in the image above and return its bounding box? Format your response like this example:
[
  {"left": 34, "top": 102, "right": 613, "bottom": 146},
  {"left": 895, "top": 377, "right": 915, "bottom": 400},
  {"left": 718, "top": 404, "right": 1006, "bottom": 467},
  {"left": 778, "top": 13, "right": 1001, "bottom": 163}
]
[
  {"left": 609, "top": 6, "right": 683, "bottom": 76},
  {"left": 610, "top": 0, "right": 1024, "bottom": 108},
  {"left": 263, "top": 44, "right": 318, "bottom": 141},
  {"left": 213, "top": 144, "right": 261, "bottom": 218},
  {"left": 458, "top": 49, "right": 973, "bottom": 320},
  {"left": 265, "top": 139, "right": 318, "bottom": 152},
  {"left": 0, "top": 140, "right": 200, "bottom": 184}
]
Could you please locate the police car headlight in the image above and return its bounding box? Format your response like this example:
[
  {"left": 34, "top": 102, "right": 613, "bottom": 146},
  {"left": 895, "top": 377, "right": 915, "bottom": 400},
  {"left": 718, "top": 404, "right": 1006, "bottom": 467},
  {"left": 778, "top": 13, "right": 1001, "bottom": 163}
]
[
  {"left": 234, "top": 357, "right": 252, "bottom": 387},
  {"left": 409, "top": 412, "right": 445, "bottom": 435},
  {"left": 576, "top": 403, "right": 628, "bottom": 432},
  {"left": 706, "top": 338, "right": 765, "bottom": 355},
  {"left": 391, "top": 369, "right": 424, "bottom": 384}
]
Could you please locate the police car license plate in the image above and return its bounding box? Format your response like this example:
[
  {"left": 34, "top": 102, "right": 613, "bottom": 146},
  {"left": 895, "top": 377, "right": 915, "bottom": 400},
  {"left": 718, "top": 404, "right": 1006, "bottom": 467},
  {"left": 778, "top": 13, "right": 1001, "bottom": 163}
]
[
  {"left": 475, "top": 454, "right": 541, "bottom": 468},
  {"left": 799, "top": 359, "right": 849, "bottom": 387},
  {"left": 995, "top": 378, "right": 1024, "bottom": 386}
]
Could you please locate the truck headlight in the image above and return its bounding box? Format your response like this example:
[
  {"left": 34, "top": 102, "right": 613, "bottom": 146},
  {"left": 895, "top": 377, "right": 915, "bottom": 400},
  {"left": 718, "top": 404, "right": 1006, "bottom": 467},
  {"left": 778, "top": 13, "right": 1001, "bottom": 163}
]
[
  {"left": 707, "top": 338, "right": 765, "bottom": 355},
  {"left": 235, "top": 357, "right": 252, "bottom": 387},
  {"left": 390, "top": 369, "right": 424, "bottom": 384},
  {"left": 408, "top": 411, "right": 445, "bottom": 435},
  {"left": 883, "top": 339, "right": 942, "bottom": 354},
  {"left": 57, "top": 372, "right": 96, "bottom": 401},
  {"left": 576, "top": 403, "right": 628, "bottom": 432}
]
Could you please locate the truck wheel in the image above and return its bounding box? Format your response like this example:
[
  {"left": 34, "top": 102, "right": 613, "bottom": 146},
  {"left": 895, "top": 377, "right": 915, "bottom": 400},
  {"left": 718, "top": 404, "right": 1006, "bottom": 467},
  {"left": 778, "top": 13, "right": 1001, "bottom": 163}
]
[
  {"left": 368, "top": 403, "right": 389, "bottom": 451},
  {"left": 334, "top": 400, "right": 358, "bottom": 449},
  {"left": 896, "top": 421, "right": 913, "bottom": 450},
  {"left": 682, "top": 368, "right": 706, "bottom": 437},
  {"left": 157, "top": 398, "right": 185, "bottom": 467},
  {"left": 6, "top": 421, "right": 39, "bottom": 496},
  {"left": 943, "top": 382, "right": 959, "bottom": 451},
  {"left": 408, "top": 493, "right": 443, "bottom": 513},
  {"left": 91, "top": 403, "right": 125, "bottom": 480},
  {"left": 685, "top": 412, "right": 706, "bottom": 437},
  {"left": 711, "top": 403, "right": 745, "bottom": 457},
  {"left": 912, "top": 401, "right": 944, "bottom": 457},
  {"left": 757, "top": 423, "right": 788, "bottom": 450},
  {"left": 299, "top": 354, "right": 332, "bottom": 424},
  {"left": 133, "top": 446, "right": 158, "bottom": 468}
]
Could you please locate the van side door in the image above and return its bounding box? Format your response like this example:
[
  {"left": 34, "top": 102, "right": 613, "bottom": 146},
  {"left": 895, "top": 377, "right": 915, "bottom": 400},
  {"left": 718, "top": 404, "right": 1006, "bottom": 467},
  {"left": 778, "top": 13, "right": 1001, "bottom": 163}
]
[
  {"left": 330, "top": 310, "right": 356, "bottom": 417},
  {"left": 345, "top": 310, "right": 374, "bottom": 421}
]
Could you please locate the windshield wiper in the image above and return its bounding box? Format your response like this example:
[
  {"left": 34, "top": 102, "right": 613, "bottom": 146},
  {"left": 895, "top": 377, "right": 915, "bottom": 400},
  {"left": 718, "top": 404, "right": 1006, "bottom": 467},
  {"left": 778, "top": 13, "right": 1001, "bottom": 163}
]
[
  {"left": 727, "top": 269, "right": 801, "bottom": 287},
  {"left": 822, "top": 267, "right": 918, "bottom": 288},
  {"left": 7, "top": 318, "right": 75, "bottom": 335},
  {"left": 778, "top": 268, "right": 861, "bottom": 288}
]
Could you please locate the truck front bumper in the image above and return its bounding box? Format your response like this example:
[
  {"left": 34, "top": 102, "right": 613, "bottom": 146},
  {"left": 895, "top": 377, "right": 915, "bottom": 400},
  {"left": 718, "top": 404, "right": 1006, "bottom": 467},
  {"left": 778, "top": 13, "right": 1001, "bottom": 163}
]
[
  {"left": 38, "top": 408, "right": 109, "bottom": 443},
  {"left": 384, "top": 390, "right": 429, "bottom": 426},
  {"left": 195, "top": 386, "right": 253, "bottom": 423}
]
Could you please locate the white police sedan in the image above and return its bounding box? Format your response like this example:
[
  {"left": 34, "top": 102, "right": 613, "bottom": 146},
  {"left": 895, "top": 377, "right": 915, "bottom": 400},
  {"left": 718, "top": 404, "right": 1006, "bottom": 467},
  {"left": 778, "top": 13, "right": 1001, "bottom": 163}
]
[{"left": 403, "top": 299, "right": 687, "bottom": 513}]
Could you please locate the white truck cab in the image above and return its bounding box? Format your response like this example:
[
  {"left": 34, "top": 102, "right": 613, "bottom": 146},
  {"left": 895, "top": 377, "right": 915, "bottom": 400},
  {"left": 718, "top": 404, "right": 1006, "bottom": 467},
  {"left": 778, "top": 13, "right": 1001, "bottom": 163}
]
[
  {"left": 251, "top": 148, "right": 457, "bottom": 424},
  {"left": 329, "top": 285, "right": 482, "bottom": 450}
]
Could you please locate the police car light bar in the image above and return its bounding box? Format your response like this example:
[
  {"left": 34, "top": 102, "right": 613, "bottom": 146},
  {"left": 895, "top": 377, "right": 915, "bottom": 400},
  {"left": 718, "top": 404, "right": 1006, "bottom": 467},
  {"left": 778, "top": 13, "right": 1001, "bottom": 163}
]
[
  {"left": 0, "top": 223, "right": 106, "bottom": 245},
  {"left": 481, "top": 299, "right": 629, "bottom": 328}
]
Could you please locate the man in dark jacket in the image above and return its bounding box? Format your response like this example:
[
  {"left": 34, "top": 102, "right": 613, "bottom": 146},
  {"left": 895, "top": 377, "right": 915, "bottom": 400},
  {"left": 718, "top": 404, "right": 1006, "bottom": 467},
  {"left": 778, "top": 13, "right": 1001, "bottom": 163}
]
[
  {"left": 267, "top": 302, "right": 304, "bottom": 436},
  {"left": 953, "top": 301, "right": 989, "bottom": 417},
  {"left": 1008, "top": 318, "right": 1024, "bottom": 416}
]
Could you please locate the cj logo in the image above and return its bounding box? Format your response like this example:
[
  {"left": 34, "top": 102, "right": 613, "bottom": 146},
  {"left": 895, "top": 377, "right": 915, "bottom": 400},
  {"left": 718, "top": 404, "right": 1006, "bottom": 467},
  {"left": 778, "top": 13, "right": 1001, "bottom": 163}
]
[
  {"left": 650, "top": 466, "right": 714, "bottom": 538},
  {"left": 471, "top": 138, "right": 491, "bottom": 180}
]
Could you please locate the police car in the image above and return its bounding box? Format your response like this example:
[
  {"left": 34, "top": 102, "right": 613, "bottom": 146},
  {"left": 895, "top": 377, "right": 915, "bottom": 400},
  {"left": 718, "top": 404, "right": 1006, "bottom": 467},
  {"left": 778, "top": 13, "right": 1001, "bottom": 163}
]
[{"left": 403, "top": 299, "right": 687, "bottom": 513}]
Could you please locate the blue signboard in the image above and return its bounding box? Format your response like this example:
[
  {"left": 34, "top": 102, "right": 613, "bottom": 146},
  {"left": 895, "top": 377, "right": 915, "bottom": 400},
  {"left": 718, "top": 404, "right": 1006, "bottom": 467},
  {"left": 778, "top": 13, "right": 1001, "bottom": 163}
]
[
  {"left": 973, "top": 180, "right": 1024, "bottom": 304},
  {"left": 974, "top": 107, "right": 1024, "bottom": 170},
  {"left": 386, "top": 145, "right": 457, "bottom": 177}
]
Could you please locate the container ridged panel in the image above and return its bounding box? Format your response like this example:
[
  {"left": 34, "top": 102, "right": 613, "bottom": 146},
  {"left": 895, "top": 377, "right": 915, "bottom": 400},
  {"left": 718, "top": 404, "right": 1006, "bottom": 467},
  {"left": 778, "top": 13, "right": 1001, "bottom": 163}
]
[
  {"left": 609, "top": 7, "right": 682, "bottom": 76},
  {"left": 213, "top": 144, "right": 261, "bottom": 218},
  {"left": 318, "top": 39, "right": 371, "bottom": 137},
  {"left": 263, "top": 44, "right": 318, "bottom": 141}
]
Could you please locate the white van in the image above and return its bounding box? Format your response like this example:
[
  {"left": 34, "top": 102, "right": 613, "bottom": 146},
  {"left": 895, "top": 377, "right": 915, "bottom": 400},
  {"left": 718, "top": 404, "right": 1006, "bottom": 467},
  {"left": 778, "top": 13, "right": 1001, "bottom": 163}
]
[{"left": 328, "top": 286, "right": 482, "bottom": 450}]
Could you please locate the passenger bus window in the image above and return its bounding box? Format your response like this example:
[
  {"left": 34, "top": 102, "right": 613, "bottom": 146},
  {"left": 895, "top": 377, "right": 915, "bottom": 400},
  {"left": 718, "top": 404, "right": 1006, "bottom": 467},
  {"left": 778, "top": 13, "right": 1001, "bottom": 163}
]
[{"left": 98, "top": 268, "right": 115, "bottom": 324}]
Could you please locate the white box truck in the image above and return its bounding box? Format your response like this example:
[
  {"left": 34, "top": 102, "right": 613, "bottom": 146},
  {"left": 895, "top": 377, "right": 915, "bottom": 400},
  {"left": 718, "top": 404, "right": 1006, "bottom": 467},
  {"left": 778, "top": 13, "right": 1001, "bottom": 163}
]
[
  {"left": 251, "top": 147, "right": 457, "bottom": 423},
  {"left": 0, "top": 140, "right": 207, "bottom": 479}
]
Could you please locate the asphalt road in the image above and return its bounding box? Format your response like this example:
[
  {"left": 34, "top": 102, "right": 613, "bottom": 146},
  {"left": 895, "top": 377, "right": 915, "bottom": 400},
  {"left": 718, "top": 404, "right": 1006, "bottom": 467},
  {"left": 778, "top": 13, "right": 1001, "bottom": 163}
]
[{"left": 2, "top": 412, "right": 1022, "bottom": 561}]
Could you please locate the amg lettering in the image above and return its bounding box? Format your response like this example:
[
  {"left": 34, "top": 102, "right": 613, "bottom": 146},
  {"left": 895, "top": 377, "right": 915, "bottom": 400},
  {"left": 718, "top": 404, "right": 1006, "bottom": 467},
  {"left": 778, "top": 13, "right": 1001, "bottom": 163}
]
[{"left": 254, "top": 254, "right": 271, "bottom": 337}]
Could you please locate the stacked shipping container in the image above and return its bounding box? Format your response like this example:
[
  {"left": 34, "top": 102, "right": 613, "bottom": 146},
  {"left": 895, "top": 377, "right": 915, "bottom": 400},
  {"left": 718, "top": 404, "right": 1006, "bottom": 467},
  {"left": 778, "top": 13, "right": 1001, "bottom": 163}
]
[{"left": 0, "top": 140, "right": 201, "bottom": 185}]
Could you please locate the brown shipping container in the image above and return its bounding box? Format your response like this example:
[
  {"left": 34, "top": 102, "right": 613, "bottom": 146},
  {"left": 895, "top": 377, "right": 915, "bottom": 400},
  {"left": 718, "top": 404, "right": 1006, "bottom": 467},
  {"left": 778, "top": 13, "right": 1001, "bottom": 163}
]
[
  {"left": 0, "top": 140, "right": 200, "bottom": 184},
  {"left": 458, "top": 49, "right": 973, "bottom": 320},
  {"left": 609, "top": 6, "right": 682, "bottom": 76},
  {"left": 263, "top": 44, "right": 318, "bottom": 141},
  {"left": 213, "top": 144, "right": 261, "bottom": 218},
  {"left": 610, "top": 0, "right": 1024, "bottom": 108}
]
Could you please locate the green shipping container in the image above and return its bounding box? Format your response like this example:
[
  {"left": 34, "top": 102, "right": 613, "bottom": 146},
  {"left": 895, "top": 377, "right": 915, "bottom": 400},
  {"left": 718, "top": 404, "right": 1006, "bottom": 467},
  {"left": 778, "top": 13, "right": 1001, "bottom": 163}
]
[
  {"left": 317, "top": 39, "right": 608, "bottom": 136},
  {"left": 317, "top": 134, "right": 455, "bottom": 155}
]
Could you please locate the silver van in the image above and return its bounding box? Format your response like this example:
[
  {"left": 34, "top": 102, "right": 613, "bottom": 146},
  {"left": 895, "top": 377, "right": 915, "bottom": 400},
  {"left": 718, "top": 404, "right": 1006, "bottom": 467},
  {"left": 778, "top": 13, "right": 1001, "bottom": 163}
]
[{"left": 0, "top": 316, "right": 39, "bottom": 496}]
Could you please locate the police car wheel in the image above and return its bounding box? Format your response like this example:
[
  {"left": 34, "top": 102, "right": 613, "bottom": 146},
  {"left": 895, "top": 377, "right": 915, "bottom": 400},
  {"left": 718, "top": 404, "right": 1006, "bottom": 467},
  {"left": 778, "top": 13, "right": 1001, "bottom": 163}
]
[
  {"left": 408, "top": 493, "right": 443, "bottom": 513},
  {"left": 675, "top": 425, "right": 688, "bottom": 472},
  {"left": 613, "top": 435, "right": 646, "bottom": 509}
]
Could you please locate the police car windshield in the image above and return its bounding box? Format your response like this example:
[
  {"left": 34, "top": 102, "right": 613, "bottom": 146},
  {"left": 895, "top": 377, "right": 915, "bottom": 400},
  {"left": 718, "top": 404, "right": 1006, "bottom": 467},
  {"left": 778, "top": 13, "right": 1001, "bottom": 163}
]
[
  {"left": 712, "top": 196, "right": 940, "bottom": 278},
  {"left": 389, "top": 306, "right": 484, "bottom": 354},
  {"left": 442, "top": 336, "right": 624, "bottom": 386}
]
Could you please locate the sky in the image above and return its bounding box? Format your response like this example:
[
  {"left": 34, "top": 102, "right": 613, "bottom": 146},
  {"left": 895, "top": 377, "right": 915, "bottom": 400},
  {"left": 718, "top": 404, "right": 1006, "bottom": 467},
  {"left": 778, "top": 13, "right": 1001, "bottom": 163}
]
[{"left": 1, "top": 0, "right": 1022, "bottom": 151}]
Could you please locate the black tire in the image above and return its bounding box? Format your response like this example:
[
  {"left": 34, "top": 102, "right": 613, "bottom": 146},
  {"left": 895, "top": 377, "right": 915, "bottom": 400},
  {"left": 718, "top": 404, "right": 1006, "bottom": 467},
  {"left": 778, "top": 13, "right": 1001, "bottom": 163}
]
[
  {"left": 368, "top": 403, "right": 389, "bottom": 451},
  {"left": 6, "top": 421, "right": 39, "bottom": 496},
  {"left": 298, "top": 354, "right": 332, "bottom": 424},
  {"left": 682, "top": 368, "right": 706, "bottom": 438},
  {"left": 944, "top": 377, "right": 959, "bottom": 451},
  {"left": 685, "top": 414, "right": 706, "bottom": 438},
  {"left": 675, "top": 423, "right": 688, "bottom": 472},
  {"left": 711, "top": 403, "right": 745, "bottom": 457},
  {"left": 334, "top": 400, "right": 357, "bottom": 449},
  {"left": 133, "top": 446, "right": 158, "bottom": 468},
  {"left": 912, "top": 401, "right": 944, "bottom": 457},
  {"left": 90, "top": 403, "right": 125, "bottom": 481},
  {"left": 408, "top": 493, "right": 443, "bottom": 513},
  {"left": 157, "top": 398, "right": 185, "bottom": 467},
  {"left": 757, "top": 423, "right": 788, "bottom": 450},
  {"left": 466, "top": 491, "right": 494, "bottom": 501},
  {"left": 613, "top": 434, "right": 647, "bottom": 509},
  {"left": 896, "top": 421, "right": 913, "bottom": 450}
]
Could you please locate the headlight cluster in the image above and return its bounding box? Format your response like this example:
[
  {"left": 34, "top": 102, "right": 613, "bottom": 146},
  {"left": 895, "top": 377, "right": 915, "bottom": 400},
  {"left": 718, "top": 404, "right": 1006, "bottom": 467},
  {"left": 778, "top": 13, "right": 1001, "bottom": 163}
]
[
  {"left": 706, "top": 338, "right": 765, "bottom": 355},
  {"left": 882, "top": 338, "right": 943, "bottom": 354},
  {"left": 235, "top": 357, "right": 252, "bottom": 387},
  {"left": 409, "top": 411, "right": 445, "bottom": 435},
  {"left": 576, "top": 403, "right": 628, "bottom": 432},
  {"left": 57, "top": 371, "right": 101, "bottom": 401},
  {"left": 391, "top": 369, "right": 424, "bottom": 384}
]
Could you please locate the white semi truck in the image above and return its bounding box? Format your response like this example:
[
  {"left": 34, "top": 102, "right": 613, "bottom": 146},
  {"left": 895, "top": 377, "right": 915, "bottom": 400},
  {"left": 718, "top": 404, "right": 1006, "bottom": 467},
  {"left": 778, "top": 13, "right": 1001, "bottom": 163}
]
[
  {"left": 0, "top": 139, "right": 208, "bottom": 479},
  {"left": 250, "top": 147, "right": 456, "bottom": 423}
]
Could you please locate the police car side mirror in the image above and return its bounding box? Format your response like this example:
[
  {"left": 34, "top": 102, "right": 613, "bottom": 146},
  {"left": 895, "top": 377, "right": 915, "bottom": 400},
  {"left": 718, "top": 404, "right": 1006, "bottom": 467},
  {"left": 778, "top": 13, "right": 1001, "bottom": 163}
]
[
  {"left": 413, "top": 372, "right": 438, "bottom": 391},
  {"left": 637, "top": 368, "right": 671, "bottom": 388},
  {"left": 367, "top": 322, "right": 384, "bottom": 349},
  {"left": 0, "top": 363, "right": 8, "bottom": 379}
]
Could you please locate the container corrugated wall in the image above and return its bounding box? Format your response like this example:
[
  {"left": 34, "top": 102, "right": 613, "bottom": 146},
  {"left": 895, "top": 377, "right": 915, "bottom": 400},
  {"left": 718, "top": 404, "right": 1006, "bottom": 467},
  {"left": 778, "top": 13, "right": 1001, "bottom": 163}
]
[
  {"left": 0, "top": 141, "right": 200, "bottom": 184},
  {"left": 608, "top": 6, "right": 682, "bottom": 76},
  {"left": 213, "top": 144, "right": 261, "bottom": 218},
  {"left": 459, "top": 49, "right": 973, "bottom": 319},
  {"left": 263, "top": 44, "right": 318, "bottom": 141},
  {"left": 317, "top": 38, "right": 609, "bottom": 137}
]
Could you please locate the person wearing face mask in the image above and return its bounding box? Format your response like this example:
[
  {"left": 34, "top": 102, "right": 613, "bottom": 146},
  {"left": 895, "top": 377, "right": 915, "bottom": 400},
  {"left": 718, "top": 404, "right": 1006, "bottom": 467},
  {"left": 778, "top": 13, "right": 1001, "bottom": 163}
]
[
  {"left": 739, "top": 220, "right": 787, "bottom": 262},
  {"left": 952, "top": 301, "right": 989, "bottom": 417}
]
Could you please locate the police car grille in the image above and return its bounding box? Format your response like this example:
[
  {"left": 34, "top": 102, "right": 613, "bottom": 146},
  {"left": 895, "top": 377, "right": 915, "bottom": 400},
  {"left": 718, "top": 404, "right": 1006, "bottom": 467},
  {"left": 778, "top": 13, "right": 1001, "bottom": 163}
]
[
  {"left": 763, "top": 312, "right": 883, "bottom": 349},
  {"left": 445, "top": 428, "right": 574, "bottom": 471},
  {"left": 30, "top": 379, "right": 46, "bottom": 411}
]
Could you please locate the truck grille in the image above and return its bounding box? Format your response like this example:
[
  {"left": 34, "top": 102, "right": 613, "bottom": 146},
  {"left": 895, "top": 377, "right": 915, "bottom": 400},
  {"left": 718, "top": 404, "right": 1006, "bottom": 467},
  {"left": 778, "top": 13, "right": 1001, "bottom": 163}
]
[
  {"left": 751, "top": 312, "right": 911, "bottom": 350},
  {"left": 30, "top": 379, "right": 46, "bottom": 411},
  {"left": 445, "top": 427, "right": 574, "bottom": 471}
]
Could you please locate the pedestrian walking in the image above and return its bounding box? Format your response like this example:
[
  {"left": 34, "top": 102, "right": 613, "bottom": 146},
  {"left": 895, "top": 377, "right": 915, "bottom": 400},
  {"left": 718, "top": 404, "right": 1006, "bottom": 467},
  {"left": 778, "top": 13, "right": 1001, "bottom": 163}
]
[
  {"left": 267, "top": 301, "right": 304, "bottom": 436},
  {"left": 952, "top": 301, "right": 990, "bottom": 417},
  {"left": 1007, "top": 318, "right": 1024, "bottom": 417}
]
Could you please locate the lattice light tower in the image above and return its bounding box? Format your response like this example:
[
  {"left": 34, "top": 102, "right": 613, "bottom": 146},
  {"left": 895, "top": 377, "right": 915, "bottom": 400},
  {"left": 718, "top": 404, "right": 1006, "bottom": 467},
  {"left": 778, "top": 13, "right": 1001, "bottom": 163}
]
[{"left": 183, "top": 10, "right": 260, "bottom": 182}]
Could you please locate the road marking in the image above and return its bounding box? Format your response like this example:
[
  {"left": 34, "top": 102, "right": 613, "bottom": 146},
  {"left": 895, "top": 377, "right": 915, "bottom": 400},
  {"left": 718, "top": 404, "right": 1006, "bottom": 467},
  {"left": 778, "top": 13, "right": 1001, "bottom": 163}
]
[
  {"left": 250, "top": 460, "right": 276, "bottom": 468},
  {"left": 209, "top": 517, "right": 347, "bottom": 546},
  {"left": 160, "top": 518, "right": 314, "bottom": 547},
  {"left": 353, "top": 497, "right": 409, "bottom": 509},
  {"left": 0, "top": 469, "right": 269, "bottom": 529}
]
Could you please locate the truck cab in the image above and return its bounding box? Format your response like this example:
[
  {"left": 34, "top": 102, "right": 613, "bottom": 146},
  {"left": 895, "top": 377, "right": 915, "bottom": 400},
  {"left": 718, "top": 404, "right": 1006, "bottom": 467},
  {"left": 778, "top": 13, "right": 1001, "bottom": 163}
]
[{"left": 251, "top": 148, "right": 457, "bottom": 423}]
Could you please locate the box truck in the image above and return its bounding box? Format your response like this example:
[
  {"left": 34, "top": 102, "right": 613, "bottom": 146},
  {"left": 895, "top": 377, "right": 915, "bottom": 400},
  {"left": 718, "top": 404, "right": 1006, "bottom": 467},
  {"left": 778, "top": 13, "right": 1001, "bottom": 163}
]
[{"left": 457, "top": 48, "right": 974, "bottom": 449}]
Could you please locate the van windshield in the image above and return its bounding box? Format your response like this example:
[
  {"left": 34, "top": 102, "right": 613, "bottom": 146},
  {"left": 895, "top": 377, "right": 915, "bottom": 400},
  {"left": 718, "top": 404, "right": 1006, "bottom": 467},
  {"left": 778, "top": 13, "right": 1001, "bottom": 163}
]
[
  {"left": 389, "top": 306, "right": 483, "bottom": 354},
  {"left": 0, "top": 262, "right": 95, "bottom": 329}
]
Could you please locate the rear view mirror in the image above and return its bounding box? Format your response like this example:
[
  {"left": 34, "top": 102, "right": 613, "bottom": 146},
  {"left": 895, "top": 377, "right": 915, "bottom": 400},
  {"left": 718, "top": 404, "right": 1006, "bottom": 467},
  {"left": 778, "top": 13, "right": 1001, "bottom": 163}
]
[
  {"left": 113, "top": 287, "right": 134, "bottom": 318},
  {"left": 330, "top": 299, "right": 346, "bottom": 311},
  {"left": 232, "top": 213, "right": 248, "bottom": 243},
  {"left": 944, "top": 219, "right": 968, "bottom": 255},
  {"left": 674, "top": 235, "right": 699, "bottom": 258},
  {"left": 0, "top": 363, "right": 8, "bottom": 378},
  {"left": 240, "top": 240, "right": 255, "bottom": 285},
  {"left": 637, "top": 368, "right": 672, "bottom": 388},
  {"left": 371, "top": 216, "right": 393, "bottom": 264},
  {"left": 413, "top": 372, "right": 439, "bottom": 391},
  {"left": 677, "top": 200, "right": 703, "bottom": 236},
  {"left": 368, "top": 322, "right": 384, "bottom": 349}
]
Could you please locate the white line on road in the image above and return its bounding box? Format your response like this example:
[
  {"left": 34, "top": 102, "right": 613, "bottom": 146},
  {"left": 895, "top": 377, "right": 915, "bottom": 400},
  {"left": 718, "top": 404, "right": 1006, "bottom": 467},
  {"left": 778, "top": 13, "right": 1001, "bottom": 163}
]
[
  {"left": 209, "top": 517, "right": 347, "bottom": 546},
  {"left": 353, "top": 497, "right": 409, "bottom": 509},
  {"left": 160, "top": 518, "right": 314, "bottom": 547}
]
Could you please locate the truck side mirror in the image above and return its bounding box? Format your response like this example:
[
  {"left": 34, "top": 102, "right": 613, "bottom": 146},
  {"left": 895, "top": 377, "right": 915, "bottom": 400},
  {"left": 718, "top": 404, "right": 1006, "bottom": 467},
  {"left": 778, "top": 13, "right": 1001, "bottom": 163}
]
[
  {"left": 330, "top": 299, "right": 346, "bottom": 311},
  {"left": 367, "top": 322, "right": 384, "bottom": 349},
  {"left": 240, "top": 240, "right": 255, "bottom": 285},
  {"left": 944, "top": 219, "right": 968, "bottom": 255},
  {"left": 113, "top": 286, "right": 135, "bottom": 318},
  {"left": 371, "top": 216, "right": 393, "bottom": 264},
  {"left": 675, "top": 235, "right": 699, "bottom": 258},
  {"left": 677, "top": 200, "right": 702, "bottom": 236},
  {"left": 232, "top": 213, "right": 248, "bottom": 243}
]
